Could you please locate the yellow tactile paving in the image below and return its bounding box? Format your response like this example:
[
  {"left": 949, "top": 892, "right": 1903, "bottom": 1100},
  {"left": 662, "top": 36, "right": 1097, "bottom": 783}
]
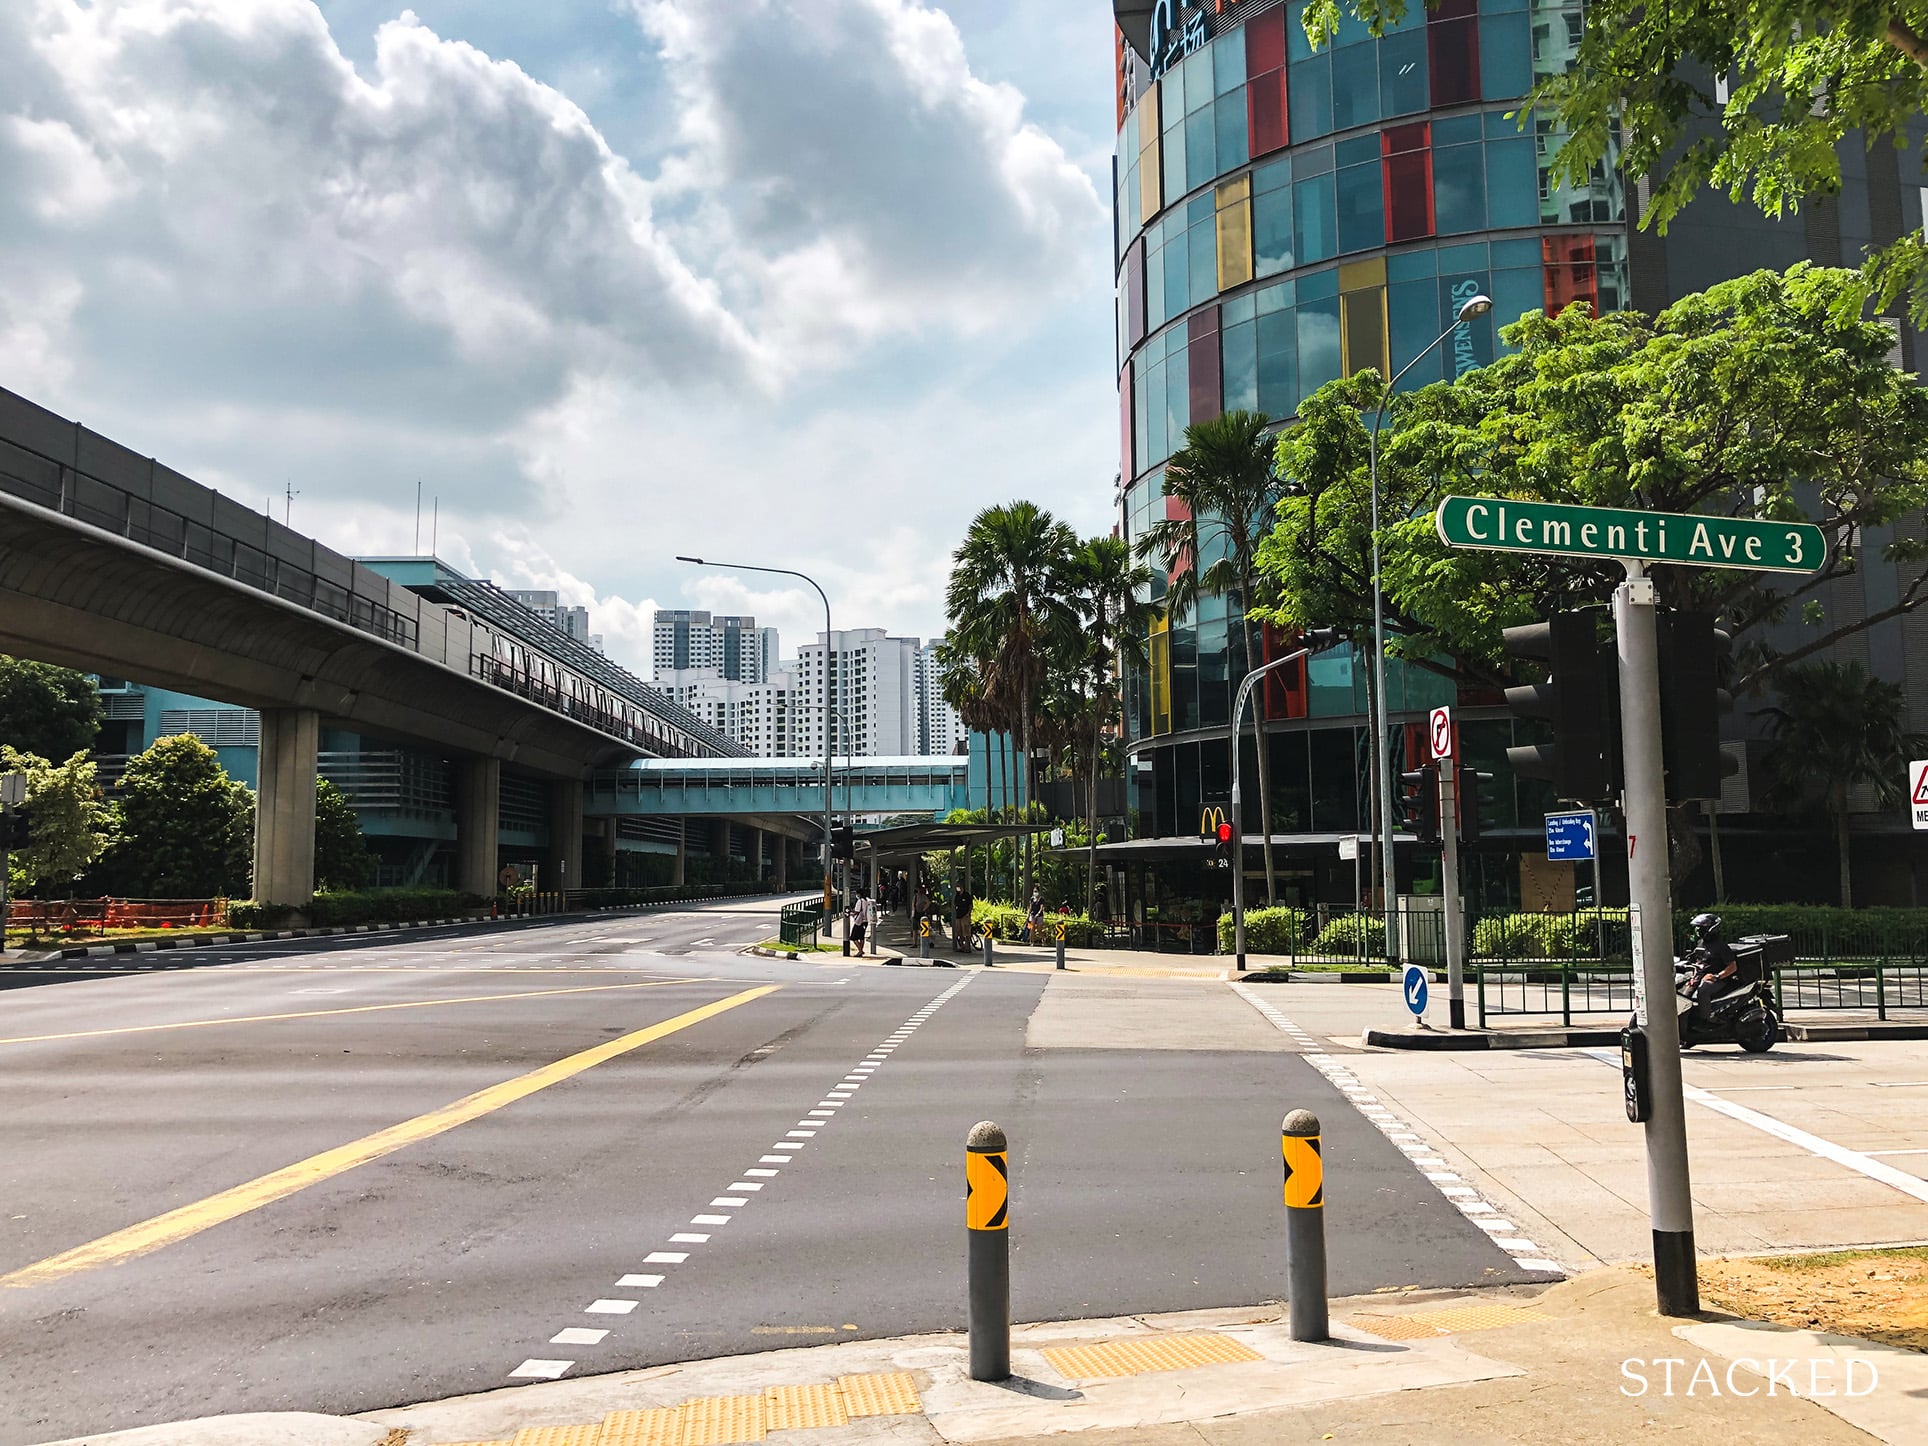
[
  {"left": 761, "top": 1382, "right": 849, "bottom": 1431},
  {"left": 837, "top": 1370, "right": 920, "bottom": 1417},
  {"left": 1351, "top": 1303, "right": 1551, "bottom": 1341},
  {"left": 597, "top": 1408, "right": 682, "bottom": 1446},
  {"left": 512, "top": 1426, "right": 606, "bottom": 1446},
  {"left": 1041, "top": 1331, "right": 1264, "bottom": 1381},
  {"left": 680, "top": 1392, "right": 768, "bottom": 1443}
]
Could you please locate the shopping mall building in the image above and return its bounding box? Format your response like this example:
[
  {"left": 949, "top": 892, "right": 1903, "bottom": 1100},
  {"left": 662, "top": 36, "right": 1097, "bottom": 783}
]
[{"left": 1107, "top": 0, "right": 1928, "bottom": 919}]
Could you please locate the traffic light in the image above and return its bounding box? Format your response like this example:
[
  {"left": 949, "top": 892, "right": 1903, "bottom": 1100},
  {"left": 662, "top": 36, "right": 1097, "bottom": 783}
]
[
  {"left": 830, "top": 822, "right": 854, "bottom": 860},
  {"left": 1458, "top": 767, "right": 1493, "bottom": 844},
  {"left": 1200, "top": 808, "right": 1235, "bottom": 867},
  {"left": 1658, "top": 611, "right": 1737, "bottom": 801},
  {"left": 1398, "top": 764, "right": 1440, "bottom": 846},
  {"left": 1501, "top": 611, "right": 1617, "bottom": 803},
  {"left": 0, "top": 806, "right": 29, "bottom": 849},
  {"left": 1214, "top": 817, "right": 1237, "bottom": 866}
]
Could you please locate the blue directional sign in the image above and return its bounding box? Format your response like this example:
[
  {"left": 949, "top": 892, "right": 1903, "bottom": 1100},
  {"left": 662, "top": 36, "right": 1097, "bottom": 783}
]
[
  {"left": 1403, "top": 963, "right": 1429, "bottom": 1017},
  {"left": 1545, "top": 809, "right": 1598, "bottom": 862}
]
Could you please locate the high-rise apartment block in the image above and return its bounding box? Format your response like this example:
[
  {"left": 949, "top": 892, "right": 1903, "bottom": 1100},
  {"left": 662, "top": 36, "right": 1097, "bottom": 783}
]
[
  {"left": 505, "top": 590, "right": 602, "bottom": 653},
  {"left": 647, "top": 667, "right": 795, "bottom": 758},
  {"left": 653, "top": 610, "right": 779, "bottom": 682},
  {"left": 917, "top": 641, "right": 964, "bottom": 756}
]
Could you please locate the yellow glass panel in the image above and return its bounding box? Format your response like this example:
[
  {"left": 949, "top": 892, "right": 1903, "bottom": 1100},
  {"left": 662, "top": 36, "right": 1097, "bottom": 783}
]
[
  {"left": 1140, "top": 136, "right": 1162, "bottom": 224},
  {"left": 1340, "top": 285, "right": 1389, "bottom": 379},
  {"left": 1216, "top": 198, "right": 1252, "bottom": 291},
  {"left": 1149, "top": 619, "right": 1171, "bottom": 736},
  {"left": 1337, "top": 256, "right": 1388, "bottom": 293}
]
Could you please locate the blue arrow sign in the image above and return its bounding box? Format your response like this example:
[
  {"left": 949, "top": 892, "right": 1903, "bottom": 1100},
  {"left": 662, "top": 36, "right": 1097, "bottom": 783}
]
[
  {"left": 1403, "top": 963, "right": 1428, "bottom": 1017},
  {"left": 1545, "top": 809, "right": 1597, "bottom": 862}
]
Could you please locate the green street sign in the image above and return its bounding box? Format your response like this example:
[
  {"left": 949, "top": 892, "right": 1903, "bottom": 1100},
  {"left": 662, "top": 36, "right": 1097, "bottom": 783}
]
[{"left": 1434, "top": 496, "right": 1826, "bottom": 574}]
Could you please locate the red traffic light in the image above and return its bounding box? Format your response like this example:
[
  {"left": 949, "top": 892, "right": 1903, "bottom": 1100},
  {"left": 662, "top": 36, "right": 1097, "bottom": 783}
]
[{"left": 1215, "top": 821, "right": 1234, "bottom": 845}]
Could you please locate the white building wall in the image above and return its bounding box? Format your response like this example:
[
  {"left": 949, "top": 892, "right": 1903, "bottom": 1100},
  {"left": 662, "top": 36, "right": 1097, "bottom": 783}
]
[
  {"left": 793, "top": 629, "right": 920, "bottom": 758},
  {"left": 645, "top": 667, "right": 795, "bottom": 756},
  {"left": 917, "top": 642, "right": 964, "bottom": 756}
]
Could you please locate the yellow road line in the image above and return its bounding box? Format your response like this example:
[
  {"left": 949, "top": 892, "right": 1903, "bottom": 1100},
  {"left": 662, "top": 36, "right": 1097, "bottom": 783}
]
[
  {"left": 0, "top": 978, "right": 714, "bottom": 1048},
  {"left": 0, "top": 984, "right": 779, "bottom": 1290}
]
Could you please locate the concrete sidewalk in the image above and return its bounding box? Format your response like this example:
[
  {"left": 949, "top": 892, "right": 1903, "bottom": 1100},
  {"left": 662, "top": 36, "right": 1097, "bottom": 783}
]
[{"left": 50, "top": 1267, "right": 1925, "bottom": 1445}]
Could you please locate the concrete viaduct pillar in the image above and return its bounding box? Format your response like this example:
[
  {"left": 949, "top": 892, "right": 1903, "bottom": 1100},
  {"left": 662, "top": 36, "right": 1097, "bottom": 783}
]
[
  {"left": 253, "top": 707, "right": 319, "bottom": 906},
  {"left": 775, "top": 835, "right": 788, "bottom": 889},
  {"left": 673, "top": 818, "right": 686, "bottom": 887},
  {"left": 551, "top": 782, "right": 585, "bottom": 892},
  {"left": 457, "top": 757, "right": 501, "bottom": 897}
]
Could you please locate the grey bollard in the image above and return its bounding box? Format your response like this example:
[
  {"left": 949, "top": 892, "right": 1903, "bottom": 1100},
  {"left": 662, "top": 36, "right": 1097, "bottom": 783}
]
[
  {"left": 1055, "top": 923, "right": 1066, "bottom": 970},
  {"left": 919, "top": 918, "right": 931, "bottom": 959},
  {"left": 966, "top": 1120, "right": 1011, "bottom": 1380},
  {"left": 1282, "top": 1108, "right": 1328, "bottom": 1341},
  {"left": 982, "top": 931, "right": 994, "bottom": 967}
]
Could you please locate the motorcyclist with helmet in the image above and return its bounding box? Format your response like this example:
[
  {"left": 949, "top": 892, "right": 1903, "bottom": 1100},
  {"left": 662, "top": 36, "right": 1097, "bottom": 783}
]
[{"left": 1682, "top": 911, "right": 1738, "bottom": 1013}]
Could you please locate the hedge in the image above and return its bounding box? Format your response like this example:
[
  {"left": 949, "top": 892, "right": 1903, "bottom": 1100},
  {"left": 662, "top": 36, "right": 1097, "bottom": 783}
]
[
  {"left": 970, "top": 901, "right": 1101, "bottom": 947},
  {"left": 230, "top": 889, "right": 486, "bottom": 930},
  {"left": 1309, "top": 913, "right": 1386, "bottom": 957},
  {"left": 1214, "top": 906, "right": 1309, "bottom": 955}
]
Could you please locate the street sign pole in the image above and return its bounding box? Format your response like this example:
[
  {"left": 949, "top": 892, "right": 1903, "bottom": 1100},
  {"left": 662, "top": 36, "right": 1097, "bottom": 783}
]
[
  {"left": 1438, "top": 755, "right": 1466, "bottom": 1029},
  {"left": 1615, "top": 561, "right": 1698, "bottom": 1317}
]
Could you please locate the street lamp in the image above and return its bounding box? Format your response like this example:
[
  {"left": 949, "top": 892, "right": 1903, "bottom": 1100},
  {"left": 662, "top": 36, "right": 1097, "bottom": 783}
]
[
  {"left": 1367, "top": 293, "right": 1491, "bottom": 965},
  {"left": 676, "top": 556, "right": 835, "bottom": 926},
  {"left": 1227, "top": 629, "right": 1344, "bottom": 972}
]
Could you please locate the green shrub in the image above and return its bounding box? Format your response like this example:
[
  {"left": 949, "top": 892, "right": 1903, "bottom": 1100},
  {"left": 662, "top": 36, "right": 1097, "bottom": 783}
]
[
  {"left": 1472, "top": 913, "right": 1545, "bottom": 957},
  {"left": 1215, "top": 906, "right": 1308, "bottom": 955},
  {"left": 967, "top": 901, "right": 1099, "bottom": 945},
  {"left": 1310, "top": 913, "right": 1386, "bottom": 958}
]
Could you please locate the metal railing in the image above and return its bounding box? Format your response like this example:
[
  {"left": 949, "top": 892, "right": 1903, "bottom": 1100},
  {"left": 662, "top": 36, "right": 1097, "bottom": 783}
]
[{"left": 779, "top": 901, "right": 824, "bottom": 947}]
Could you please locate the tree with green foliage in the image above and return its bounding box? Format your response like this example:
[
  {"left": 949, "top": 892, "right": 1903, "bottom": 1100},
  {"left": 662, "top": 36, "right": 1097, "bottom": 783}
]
[
  {"left": 1758, "top": 660, "right": 1925, "bottom": 907},
  {"left": 103, "top": 734, "right": 253, "bottom": 898},
  {"left": 0, "top": 745, "right": 109, "bottom": 896},
  {"left": 314, "top": 777, "right": 375, "bottom": 892},
  {"left": 1071, "top": 535, "right": 1159, "bottom": 912},
  {"left": 1313, "top": 0, "right": 1928, "bottom": 329},
  {"left": 947, "top": 502, "right": 1081, "bottom": 901},
  {"left": 1137, "top": 410, "right": 1296, "bottom": 899},
  {"left": 0, "top": 657, "right": 101, "bottom": 762},
  {"left": 1257, "top": 266, "right": 1928, "bottom": 692}
]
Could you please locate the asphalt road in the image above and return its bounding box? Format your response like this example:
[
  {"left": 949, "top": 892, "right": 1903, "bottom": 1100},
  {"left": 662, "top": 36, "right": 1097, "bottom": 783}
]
[{"left": 0, "top": 899, "right": 1529, "bottom": 1443}]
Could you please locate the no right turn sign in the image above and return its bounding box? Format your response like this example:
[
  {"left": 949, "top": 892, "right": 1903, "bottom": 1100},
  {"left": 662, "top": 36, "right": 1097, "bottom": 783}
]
[{"left": 1911, "top": 760, "right": 1928, "bottom": 830}]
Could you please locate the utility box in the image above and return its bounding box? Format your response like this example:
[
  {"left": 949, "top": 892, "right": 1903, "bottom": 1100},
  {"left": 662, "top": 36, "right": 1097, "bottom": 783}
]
[{"left": 1396, "top": 894, "right": 1455, "bottom": 965}]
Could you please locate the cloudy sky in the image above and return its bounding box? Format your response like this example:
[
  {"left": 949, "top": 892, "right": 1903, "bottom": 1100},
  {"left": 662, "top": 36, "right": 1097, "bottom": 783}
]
[{"left": 1, "top": 0, "right": 1119, "bottom": 671}]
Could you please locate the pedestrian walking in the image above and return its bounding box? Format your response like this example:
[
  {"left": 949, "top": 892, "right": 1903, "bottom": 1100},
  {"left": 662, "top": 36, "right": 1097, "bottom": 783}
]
[
  {"left": 952, "top": 881, "right": 975, "bottom": 952},
  {"left": 848, "top": 889, "right": 872, "bottom": 956},
  {"left": 1026, "top": 888, "right": 1044, "bottom": 943}
]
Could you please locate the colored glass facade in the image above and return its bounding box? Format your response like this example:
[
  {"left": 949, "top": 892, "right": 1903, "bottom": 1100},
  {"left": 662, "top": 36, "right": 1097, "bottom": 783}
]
[{"left": 1112, "top": 0, "right": 1618, "bottom": 866}]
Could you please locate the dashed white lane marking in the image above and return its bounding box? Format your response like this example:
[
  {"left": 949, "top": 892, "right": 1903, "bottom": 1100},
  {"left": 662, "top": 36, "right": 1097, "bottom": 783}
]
[
  {"left": 1229, "top": 982, "right": 1565, "bottom": 1279},
  {"left": 507, "top": 974, "right": 977, "bottom": 1381}
]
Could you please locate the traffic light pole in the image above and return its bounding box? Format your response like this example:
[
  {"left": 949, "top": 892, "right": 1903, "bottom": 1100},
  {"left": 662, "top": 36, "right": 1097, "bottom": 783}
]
[
  {"left": 1437, "top": 757, "right": 1466, "bottom": 1029},
  {"left": 1615, "top": 562, "right": 1699, "bottom": 1317}
]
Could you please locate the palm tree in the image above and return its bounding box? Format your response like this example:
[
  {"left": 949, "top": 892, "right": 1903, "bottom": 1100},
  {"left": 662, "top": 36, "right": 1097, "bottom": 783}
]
[
  {"left": 1134, "top": 410, "right": 1288, "bottom": 900},
  {"left": 1072, "top": 535, "right": 1159, "bottom": 912},
  {"left": 947, "top": 502, "right": 1081, "bottom": 902},
  {"left": 1759, "top": 660, "right": 1925, "bottom": 908}
]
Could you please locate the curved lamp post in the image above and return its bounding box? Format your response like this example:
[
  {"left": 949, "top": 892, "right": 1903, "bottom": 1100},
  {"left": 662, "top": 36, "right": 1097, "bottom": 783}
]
[
  {"left": 1228, "top": 628, "right": 1345, "bottom": 971},
  {"left": 1367, "top": 292, "right": 1492, "bottom": 963},
  {"left": 677, "top": 556, "right": 834, "bottom": 925}
]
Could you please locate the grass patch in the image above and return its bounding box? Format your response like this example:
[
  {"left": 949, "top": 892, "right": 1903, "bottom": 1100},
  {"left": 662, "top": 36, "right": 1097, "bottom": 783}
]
[
  {"left": 757, "top": 937, "right": 843, "bottom": 954},
  {"left": 1752, "top": 1244, "right": 1928, "bottom": 1272}
]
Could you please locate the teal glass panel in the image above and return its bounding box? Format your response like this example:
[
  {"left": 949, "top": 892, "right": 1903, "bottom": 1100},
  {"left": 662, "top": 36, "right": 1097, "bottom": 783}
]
[
  {"left": 1222, "top": 318, "right": 1259, "bottom": 412},
  {"left": 1335, "top": 160, "right": 1385, "bottom": 253},
  {"left": 1189, "top": 190, "right": 1217, "bottom": 223},
  {"left": 1380, "top": 27, "right": 1429, "bottom": 116},
  {"left": 1297, "top": 267, "right": 1339, "bottom": 300},
  {"left": 1189, "top": 217, "right": 1217, "bottom": 304},
  {"left": 1165, "top": 345, "right": 1189, "bottom": 454},
  {"left": 1490, "top": 237, "right": 1540, "bottom": 267},
  {"left": 1433, "top": 143, "right": 1487, "bottom": 234},
  {"left": 1480, "top": 14, "right": 1533, "bottom": 100},
  {"left": 1289, "top": 55, "right": 1333, "bottom": 139},
  {"left": 1490, "top": 265, "right": 1543, "bottom": 336},
  {"left": 1486, "top": 135, "right": 1538, "bottom": 227},
  {"left": 1255, "top": 312, "right": 1299, "bottom": 418},
  {"left": 1164, "top": 228, "right": 1189, "bottom": 317},
  {"left": 1214, "top": 24, "right": 1246, "bottom": 94},
  {"left": 1254, "top": 186, "right": 1295, "bottom": 275},
  {"left": 1163, "top": 120, "right": 1188, "bottom": 201},
  {"left": 1185, "top": 107, "right": 1216, "bottom": 189},
  {"left": 1215, "top": 85, "right": 1250, "bottom": 173},
  {"left": 1332, "top": 43, "right": 1379, "bottom": 129},
  {"left": 1162, "top": 59, "right": 1186, "bottom": 118},
  {"left": 1256, "top": 277, "right": 1295, "bottom": 311},
  {"left": 1223, "top": 292, "right": 1257, "bottom": 324},
  {"left": 1297, "top": 293, "right": 1343, "bottom": 400},
  {"left": 1388, "top": 248, "right": 1438, "bottom": 280},
  {"left": 1184, "top": 47, "right": 1212, "bottom": 112},
  {"left": 1433, "top": 113, "right": 1483, "bottom": 145},
  {"left": 1145, "top": 242, "right": 1166, "bottom": 329},
  {"left": 1253, "top": 154, "right": 1291, "bottom": 194},
  {"left": 1387, "top": 279, "right": 1443, "bottom": 385},
  {"left": 1145, "top": 357, "right": 1167, "bottom": 462},
  {"left": 1293, "top": 172, "right": 1338, "bottom": 263}
]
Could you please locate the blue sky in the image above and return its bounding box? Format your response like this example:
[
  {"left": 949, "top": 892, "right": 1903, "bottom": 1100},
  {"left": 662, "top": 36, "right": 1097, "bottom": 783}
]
[{"left": 0, "top": 0, "right": 1120, "bottom": 667}]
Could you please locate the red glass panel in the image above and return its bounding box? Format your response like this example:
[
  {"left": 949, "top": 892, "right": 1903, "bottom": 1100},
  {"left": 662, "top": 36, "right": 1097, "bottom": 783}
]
[
  {"left": 1246, "top": 5, "right": 1286, "bottom": 75},
  {"left": 1542, "top": 234, "right": 1598, "bottom": 315},
  {"left": 1188, "top": 306, "right": 1222, "bottom": 424},
  {"left": 1383, "top": 121, "right": 1429, "bottom": 154},
  {"left": 1248, "top": 67, "right": 1288, "bottom": 156},
  {"left": 1427, "top": 0, "right": 1480, "bottom": 108},
  {"left": 1164, "top": 494, "right": 1194, "bottom": 582},
  {"left": 1261, "top": 623, "right": 1308, "bottom": 720},
  {"left": 1383, "top": 149, "right": 1434, "bottom": 242}
]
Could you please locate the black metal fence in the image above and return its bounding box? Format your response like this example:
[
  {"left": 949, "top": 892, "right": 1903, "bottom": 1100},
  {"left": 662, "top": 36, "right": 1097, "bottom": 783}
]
[{"left": 779, "top": 901, "right": 824, "bottom": 948}]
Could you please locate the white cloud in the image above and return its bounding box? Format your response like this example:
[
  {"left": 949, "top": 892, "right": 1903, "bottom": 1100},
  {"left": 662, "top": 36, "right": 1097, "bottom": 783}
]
[{"left": 1, "top": 0, "right": 1117, "bottom": 669}]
